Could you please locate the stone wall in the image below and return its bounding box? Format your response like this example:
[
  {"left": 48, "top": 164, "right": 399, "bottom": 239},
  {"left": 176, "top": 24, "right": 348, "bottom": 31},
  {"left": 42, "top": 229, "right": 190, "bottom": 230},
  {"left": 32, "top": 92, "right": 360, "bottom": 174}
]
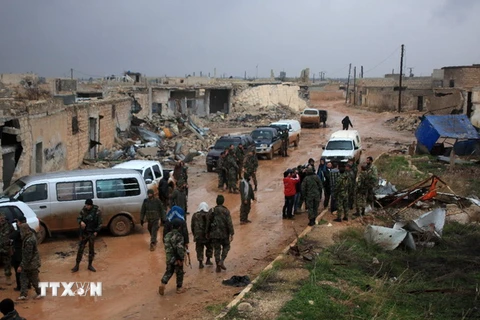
[{"left": 443, "top": 67, "right": 480, "bottom": 89}]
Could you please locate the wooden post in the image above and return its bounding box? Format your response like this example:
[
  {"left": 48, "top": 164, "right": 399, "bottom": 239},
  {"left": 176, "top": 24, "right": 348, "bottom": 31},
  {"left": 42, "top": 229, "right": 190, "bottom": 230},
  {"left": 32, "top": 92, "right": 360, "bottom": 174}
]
[
  {"left": 449, "top": 139, "right": 457, "bottom": 169},
  {"left": 398, "top": 44, "right": 404, "bottom": 113},
  {"left": 345, "top": 63, "right": 352, "bottom": 104}
]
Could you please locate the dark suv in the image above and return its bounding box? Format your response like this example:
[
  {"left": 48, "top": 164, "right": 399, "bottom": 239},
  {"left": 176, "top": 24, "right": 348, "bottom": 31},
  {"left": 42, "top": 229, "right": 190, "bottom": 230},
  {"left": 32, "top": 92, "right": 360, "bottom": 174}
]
[
  {"left": 206, "top": 134, "right": 255, "bottom": 172},
  {"left": 251, "top": 127, "right": 282, "bottom": 160}
]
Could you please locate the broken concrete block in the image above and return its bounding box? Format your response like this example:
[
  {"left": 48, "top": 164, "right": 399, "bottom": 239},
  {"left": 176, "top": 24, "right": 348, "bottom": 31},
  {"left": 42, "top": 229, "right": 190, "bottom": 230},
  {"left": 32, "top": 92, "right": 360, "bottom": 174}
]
[
  {"left": 137, "top": 147, "right": 158, "bottom": 157},
  {"left": 237, "top": 302, "right": 253, "bottom": 313}
]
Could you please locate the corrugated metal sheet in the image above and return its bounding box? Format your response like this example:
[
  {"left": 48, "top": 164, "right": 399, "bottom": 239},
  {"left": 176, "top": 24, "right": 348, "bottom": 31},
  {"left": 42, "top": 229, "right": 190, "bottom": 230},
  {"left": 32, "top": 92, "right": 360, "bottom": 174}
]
[{"left": 415, "top": 115, "right": 480, "bottom": 151}]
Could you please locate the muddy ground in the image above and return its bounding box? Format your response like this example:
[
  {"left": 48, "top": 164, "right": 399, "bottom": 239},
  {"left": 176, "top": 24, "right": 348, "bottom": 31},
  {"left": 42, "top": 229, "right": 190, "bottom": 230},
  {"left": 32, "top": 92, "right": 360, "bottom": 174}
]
[{"left": 0, "top": 100, "right": 415, "bottom": 319}]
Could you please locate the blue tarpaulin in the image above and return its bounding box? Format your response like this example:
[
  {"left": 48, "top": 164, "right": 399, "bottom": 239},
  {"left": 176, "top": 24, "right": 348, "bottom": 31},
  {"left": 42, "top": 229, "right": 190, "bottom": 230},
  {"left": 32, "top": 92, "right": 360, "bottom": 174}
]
[{"left": 415, "top": 115, "right": 480, "bottom": 151}]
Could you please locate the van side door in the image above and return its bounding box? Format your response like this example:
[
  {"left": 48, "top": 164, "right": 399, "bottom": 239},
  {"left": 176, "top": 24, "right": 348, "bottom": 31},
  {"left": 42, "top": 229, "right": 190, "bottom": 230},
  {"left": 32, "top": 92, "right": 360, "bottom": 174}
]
[{"left": 17, "top": 183, "right": 50, "bottom": 225}]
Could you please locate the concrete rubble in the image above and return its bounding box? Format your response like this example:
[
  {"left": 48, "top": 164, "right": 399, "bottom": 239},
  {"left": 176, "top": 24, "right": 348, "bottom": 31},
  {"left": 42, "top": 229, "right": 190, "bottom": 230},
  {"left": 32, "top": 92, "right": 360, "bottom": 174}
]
[{"left": 384, "top": 115, "right": 421, "bottom": 132}]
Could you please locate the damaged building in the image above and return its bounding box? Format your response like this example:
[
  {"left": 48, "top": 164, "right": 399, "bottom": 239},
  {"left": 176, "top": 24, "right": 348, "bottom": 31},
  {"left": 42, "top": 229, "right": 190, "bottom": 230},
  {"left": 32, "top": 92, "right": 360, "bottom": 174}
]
[{"left": 0, "top": 97, "right": 132, "bottom": 190}]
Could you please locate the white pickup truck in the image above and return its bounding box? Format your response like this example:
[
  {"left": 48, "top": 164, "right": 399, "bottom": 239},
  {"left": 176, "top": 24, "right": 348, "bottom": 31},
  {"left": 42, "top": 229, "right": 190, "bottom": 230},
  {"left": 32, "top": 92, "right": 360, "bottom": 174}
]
[
  {"left": 113, "top": 160, "right": 164, "bottom": 195},
  {"left": 322, "top": 130, "right": 362, "bottom": 163}
]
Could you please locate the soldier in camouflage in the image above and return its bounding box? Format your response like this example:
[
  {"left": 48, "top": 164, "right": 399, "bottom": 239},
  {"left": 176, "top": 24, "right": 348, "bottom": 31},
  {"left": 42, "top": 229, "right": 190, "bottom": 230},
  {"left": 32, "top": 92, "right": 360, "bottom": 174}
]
[
  {"left": 224, "top": 148, "right": 239, "bottom": 194},
  {"left": 334, "top": 166, "right": 351, "bottom": 222},
  {"left": 0, "top": 213, "right": 13, "bottom": 283},
  {"left": 206, "top": 195, "right": 234, "bottom": 272},
  {"left": 243, "top": 149, "right": 258, "bottom": 191},
  {"left": 239, "top": 174, "right": 255, "bottom": 224},
  {"left": 17, "top": 224, "right": 41, "bottom": 300},
  {"left": 235, "top": 143, "right": 245, "bottom": 180},
  {"left": 217, "top": 151, "right": 227, "bottom": 190},
  {"left": 301, "top": 167, "right": 323, "bottom": 226},
  {"left": 345, "top": 163, "right": 356, "bottom": 210},
  {"left": 280, "top": 128, "right": 289, "bottom": 157},
  {"left": 71, "top": 199, "right": 102, "bottom": 273},
  {"left": 365, "top": 156, "right": 378, "bottom": 206},
  {"left": 141, "top": 189, "right": 166, "bottom": 251},
  {"left": 355, "top": 164, "right": 370, "bottom": 216},
  {"left": 191, "top": 202, "right": 213, "bottom": 269},
  {"left": 158, "top": 219, "right": 186, "bottom": 295},
  {"left": 171, "top": 183, "right": 188, "bottom": 214}
]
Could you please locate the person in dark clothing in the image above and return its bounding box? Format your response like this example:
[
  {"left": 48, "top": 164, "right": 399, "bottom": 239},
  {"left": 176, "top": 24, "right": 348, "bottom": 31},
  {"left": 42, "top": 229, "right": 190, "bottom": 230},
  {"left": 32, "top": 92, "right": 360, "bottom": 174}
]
[
  {"left": 158, "top": 175, "right": 170, "bottom": 210},
  {"left": 323, "top": 162, "right": 333, "bottom": 208},
  {"left": 0, "top": 298, "right": 25, "bottom": 320},
  {"left": 342, "top": 116, "right": 353, "bottom": 130},
  {"left": 9, "top": 217, "right": 31, "bottom": 292}
]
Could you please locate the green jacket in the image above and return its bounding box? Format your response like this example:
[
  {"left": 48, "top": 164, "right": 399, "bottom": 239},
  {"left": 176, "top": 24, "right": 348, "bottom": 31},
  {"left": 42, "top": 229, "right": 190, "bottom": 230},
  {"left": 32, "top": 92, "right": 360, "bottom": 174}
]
[
  {"left": 243, "top": 154, "right": 258, "bottom": 173},
  {"left": 0, "top": 220, "right": 14, "bottom": 253},
  {"left": 164, "top": 229, "right": 185, "bottom": 262},
  {"left": 141, "top": 198, "right": 165, "bottom": 222},
  {"left": 191, "top": 210, "right": 209, "bottom": 242},
  {"left": 20, "top": 233, "right": 41, "bottom": 270},
  {"left": 301, "top": 173, "right": 323, "bottom": 200},
  {"left": 206, "top": 205, "right": 234, "bottom": 240},
  {"left": 171, "top": 189, "right": 187, "bottom": 212},
  {"left": 77, "top": 205, "right": 102, "bottom": 233}
]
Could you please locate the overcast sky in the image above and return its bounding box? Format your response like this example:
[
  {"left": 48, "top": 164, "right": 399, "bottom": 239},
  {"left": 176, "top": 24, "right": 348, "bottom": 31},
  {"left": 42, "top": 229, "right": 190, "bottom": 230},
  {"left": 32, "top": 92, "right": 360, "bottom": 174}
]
[{"left": 0, "top": 0, "right": 479, "bottom": 79}]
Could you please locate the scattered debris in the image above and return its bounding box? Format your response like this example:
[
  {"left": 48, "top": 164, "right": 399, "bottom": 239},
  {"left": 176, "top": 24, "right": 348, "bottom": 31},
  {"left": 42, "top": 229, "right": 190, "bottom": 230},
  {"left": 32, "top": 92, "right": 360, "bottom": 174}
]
[
  {"left": 384, "top": 115, "right": 420, "bottom": 132},
  {"left": 237, "top": 302, "right": 254, "bottom": 313}
]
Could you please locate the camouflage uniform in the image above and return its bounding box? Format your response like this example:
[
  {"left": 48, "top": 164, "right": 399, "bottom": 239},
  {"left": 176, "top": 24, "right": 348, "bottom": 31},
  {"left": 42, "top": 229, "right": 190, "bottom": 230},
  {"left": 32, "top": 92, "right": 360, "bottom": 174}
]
[
  {"left": 206, "top": 205, "right": 234, "bottom": 264},
  {"left": 0, "top": 214, "right": 14, "bottom": 278},
  {"left": 347, "top": 168, "right": 356, "bottom": 210},
  {"left": 240, "top": 178, "right": 255, "bottom": 222},
  {"left": 243, "top": 153, "right": 258, "bottom": 190},
  {"left": 75, "top": 205, "right": 102, "bottom": 266},
  {"left": 329, "top": 168, "right": 341, "bottom": 212},
  {"left": 355, "top": 171, "right": 370, "bottom": 215},
  {"left": 141, "top": 197, "right": 165, "bottom": 246},
  {"left": 335, "top": 172, "right": 351, "bottom": 220},
  {"left": 224, "top": 153, "right": 239, "bottom": 192},
  {"left": 280, "top": 129, "right": 289, "bottom": 157},
  {"left": 301, "top": 171, "right": 323, "bottom": 221},
  {"left": 161, "top": 229, "right": 185, "bottom": 288},
  {"left": 171, "top": 188, "right": 188, "bottom": 213},
  {"left": 20, "top": 230, "right": 41, "bottom": 297},
  {"left": 235, "top": 146, "right": 245, "bottom": 180},
  {"left": 365, "top": 164, "right": 378, "bottom": 204},
  {"left": 217, "top": 155, "right": 227, "bottom": 189},
  {"left": 191, "top": 210, "right": 213, "bottom": 263}
]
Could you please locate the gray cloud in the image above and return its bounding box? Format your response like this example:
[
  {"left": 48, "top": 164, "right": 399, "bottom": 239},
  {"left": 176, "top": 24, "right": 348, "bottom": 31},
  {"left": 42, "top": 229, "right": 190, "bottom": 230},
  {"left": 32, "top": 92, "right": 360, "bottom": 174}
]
[{"left": 0, "top": 0, "right": 479, "bottom": 78}]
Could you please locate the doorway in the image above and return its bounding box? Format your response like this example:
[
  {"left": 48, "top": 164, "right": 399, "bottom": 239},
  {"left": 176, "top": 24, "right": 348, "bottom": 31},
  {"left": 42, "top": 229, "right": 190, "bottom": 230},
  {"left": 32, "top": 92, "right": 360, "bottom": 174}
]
[
  {"left": 417, "top": 96, "right": 424, "bottom": 111},
  {"left": 89, "top": 118, "right": 97, "bottom": 159},
  {"left": 209, "top": 89, "right": 230, "bottom": 113}
]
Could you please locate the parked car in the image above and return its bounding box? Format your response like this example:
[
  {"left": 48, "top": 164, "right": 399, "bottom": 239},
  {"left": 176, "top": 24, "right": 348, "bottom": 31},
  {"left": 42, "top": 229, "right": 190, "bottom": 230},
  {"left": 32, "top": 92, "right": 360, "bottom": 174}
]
[
  {"left": 1, "top": 169, "right": 148, "bottom": 243},
  {"left": 0, "top": 198, "right": 41, "bottom": 241},
  {"left": 300, "top": 108, "right": 327, "bottom": 128},
  {"left": 251, "top": 126, "right": 282, "bottom": 160},
  {"left": 321, "top": 130, "right": 362, "bottom": 164},
  {"left": 270, "top": 119, "right": 302, "bottom": 147},
  {"left": 206, "top": 134, "right": 255, "bottom": 172},
  {"left": 113, "top": 160, "right": 163, "bottom": 196}
]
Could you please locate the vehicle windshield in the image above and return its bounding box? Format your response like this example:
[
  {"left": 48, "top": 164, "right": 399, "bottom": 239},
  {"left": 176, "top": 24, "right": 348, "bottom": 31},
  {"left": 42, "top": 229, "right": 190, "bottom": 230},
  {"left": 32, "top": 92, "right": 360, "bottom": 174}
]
[
  {"left": 326, "top": 140, "right": 353, "bottom": 150},
  {"left": 214, "top": 139, "right": 239, "bottom": 149},
  {"left": 3, "top": 180, "right": 26, "bottom": 198},
  {"left": 272, "top": 124, "right": 288, "bottom": 130},
  {"left": 251, "top": 130, "right": 273, "bottom": 140},
  {"left": 303, "top": 110, "right": 318, "bottom": 115}
]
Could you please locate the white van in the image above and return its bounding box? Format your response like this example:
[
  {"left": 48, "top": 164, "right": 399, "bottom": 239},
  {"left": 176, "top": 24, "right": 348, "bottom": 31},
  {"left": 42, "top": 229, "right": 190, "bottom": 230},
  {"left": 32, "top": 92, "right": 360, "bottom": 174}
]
[
  {"left": 322, "top": 130, "right": 362, "bottom": 163},
  {"left": 2, "top": 169, "right": 147, "bottom": 243},
  {"left": 113, "top": 160, "right": 164, "bottom": 195},
  {"left": 270, "top": 119, "right": 302, "bottom": 146}
]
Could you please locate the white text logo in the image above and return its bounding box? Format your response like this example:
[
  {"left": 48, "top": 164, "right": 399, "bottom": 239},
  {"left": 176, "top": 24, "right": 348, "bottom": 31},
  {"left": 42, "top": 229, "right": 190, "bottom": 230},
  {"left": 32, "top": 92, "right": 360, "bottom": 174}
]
[{"left": 39, "top": 282, "right": 102, "bottom": 297}]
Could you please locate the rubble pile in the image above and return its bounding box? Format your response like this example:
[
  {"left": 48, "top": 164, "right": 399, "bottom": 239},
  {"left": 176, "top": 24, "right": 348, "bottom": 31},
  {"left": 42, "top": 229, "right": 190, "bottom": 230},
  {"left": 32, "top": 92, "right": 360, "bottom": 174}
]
[
  {"left": 206, "top": 104, "right": 298, "bottom": 128},
  {"left": 384, "top": 115, "right": 421, "bottom": 132},
  {"left": 231, "top": 84, "right": 308, "bottom": 113}
]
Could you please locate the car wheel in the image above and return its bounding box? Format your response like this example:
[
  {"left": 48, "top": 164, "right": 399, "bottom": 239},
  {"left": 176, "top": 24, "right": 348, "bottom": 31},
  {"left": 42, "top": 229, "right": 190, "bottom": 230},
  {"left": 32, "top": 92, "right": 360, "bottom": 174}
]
[
  {"left": 207, "top": 165, "right": 213, "bottom": 172},
  {"left": 37, "top": 224, "right": 47, "bottom": 244},
  {"left": 294, "top": 136, "right": 299, "bottom": 147},
  {"left": 267, "top": 149, "right": 273, "bottom": 160},
  {"left": 109, "top": 215, "right": 133, "bottom": 236}
]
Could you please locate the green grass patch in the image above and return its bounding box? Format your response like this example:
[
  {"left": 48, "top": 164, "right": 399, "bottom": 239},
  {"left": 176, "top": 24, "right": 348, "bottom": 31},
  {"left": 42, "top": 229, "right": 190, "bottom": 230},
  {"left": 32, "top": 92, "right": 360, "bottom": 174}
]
[
  {"left": 375, "top": 154, "right": 423, "bottom": 190},
  {"left": 205, "top": 302, "right": 228, "bottom": 315},
  {"left": 279, "top": 223, "right": 480, "bottom": 319}
]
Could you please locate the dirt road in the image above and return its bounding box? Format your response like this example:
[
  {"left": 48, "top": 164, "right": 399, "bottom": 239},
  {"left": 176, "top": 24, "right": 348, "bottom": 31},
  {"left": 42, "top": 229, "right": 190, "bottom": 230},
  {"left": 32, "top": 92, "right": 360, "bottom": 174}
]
[{"left": 0, "top": 100, "right": 414, "bottom": 319}]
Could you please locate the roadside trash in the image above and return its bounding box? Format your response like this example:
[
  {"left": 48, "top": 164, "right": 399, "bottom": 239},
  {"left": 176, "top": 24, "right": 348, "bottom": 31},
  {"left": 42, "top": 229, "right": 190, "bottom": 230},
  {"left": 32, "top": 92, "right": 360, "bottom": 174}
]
[{"left": 222, "top": 275, "right": 251, "bottom": 287}]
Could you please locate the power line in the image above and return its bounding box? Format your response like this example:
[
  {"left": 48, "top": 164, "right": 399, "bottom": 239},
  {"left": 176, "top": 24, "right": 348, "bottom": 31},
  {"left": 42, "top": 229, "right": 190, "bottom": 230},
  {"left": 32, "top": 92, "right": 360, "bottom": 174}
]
[{"left": 363, "top": 46, "right": 401, "bottom": 75}]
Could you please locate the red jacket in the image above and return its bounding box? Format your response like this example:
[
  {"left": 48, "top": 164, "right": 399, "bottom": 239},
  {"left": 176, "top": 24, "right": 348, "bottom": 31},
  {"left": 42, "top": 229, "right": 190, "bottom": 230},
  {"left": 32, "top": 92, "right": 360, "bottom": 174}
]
[{"left": 283, "top": 175, "right": 300, "bottom": 197}]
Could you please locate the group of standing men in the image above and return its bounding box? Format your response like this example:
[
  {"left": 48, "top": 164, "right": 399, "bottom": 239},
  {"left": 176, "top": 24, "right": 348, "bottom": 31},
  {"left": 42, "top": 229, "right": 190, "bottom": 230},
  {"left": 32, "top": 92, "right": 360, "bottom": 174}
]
[
  {"left": 284, "top": 156, "right": 378, "bottom": 226},
  {"left": 217, "top": 144, "right": 258, "bottom": 194}
]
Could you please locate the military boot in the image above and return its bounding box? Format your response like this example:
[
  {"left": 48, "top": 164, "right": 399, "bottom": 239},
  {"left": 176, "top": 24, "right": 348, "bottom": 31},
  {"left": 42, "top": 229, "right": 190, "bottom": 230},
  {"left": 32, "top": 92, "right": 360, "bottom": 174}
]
[
  {"left": 219, "top": 260, "right": 227, "bottom": 270},
  {"left": 199, "top": 261, "right": 204, "bottom": 269},
  {"left": 215, "top": 262, "right": 222, "bottom": 273},
  {"left": 205, "top": 258, "right": 213, "bottom": 265},
  {"left": 150, "top": 243, "right": 155, "bottom": 251},
  {"left": 71, "top": 262, "right": 80, "bottom": 273},
  {"left": 158, "top": 283, "right": 165, "bottom": 296},
  {"left": 308, "top": 219, "right": 315, "bottom": 226},
  {"left": 88, "top": 259, "right": 96, "bottom": 272}
]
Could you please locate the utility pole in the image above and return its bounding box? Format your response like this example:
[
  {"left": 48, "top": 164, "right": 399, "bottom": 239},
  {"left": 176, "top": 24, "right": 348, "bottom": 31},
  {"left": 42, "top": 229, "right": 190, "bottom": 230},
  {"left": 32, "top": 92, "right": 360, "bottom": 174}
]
[
  {"left": 353, "top": 66, "right": 357, "bottom": 105},
  {"left": 398, "top": 44, "right": 404, "bottom": 113},
  {"left": 360, "top": 66, "right": 364, "bottom": 78},
  {"left": 345, "top": 63, "right": 352, "bottom": 104},
  {"left": 70, "top": 68, "right": 73, "bottom": 80}
]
